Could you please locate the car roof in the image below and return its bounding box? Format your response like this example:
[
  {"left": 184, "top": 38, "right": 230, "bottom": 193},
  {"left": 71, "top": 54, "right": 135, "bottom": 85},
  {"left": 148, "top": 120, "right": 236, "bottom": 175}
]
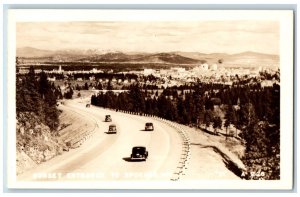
[
  {"left": 109, "top": 124, "right": 116, "bottom": 127},
  {"left": 132, "top": 146, "right": 146, "bottom": 149}
]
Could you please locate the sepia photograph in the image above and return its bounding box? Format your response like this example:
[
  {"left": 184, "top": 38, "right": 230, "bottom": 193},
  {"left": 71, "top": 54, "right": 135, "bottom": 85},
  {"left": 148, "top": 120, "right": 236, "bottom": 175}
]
[{"left": 5, "top": 9, "right": 294, "bottom": 190}]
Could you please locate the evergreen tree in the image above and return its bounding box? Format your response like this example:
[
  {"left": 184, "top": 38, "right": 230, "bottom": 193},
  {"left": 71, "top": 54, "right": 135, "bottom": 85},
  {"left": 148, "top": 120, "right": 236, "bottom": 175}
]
[
  {"left": 84, "top": 82, "right": 89, "bottom": 90},
  {"left": 184, "top": 93, "right": 194, "bottom": 124},
  {"left": 204, "top": 97, "right": 214, "bottom": 110},
  {"left": 38, "top": 71, "right": 49, "bottom": 99},
  {"left": 107, "top": 80, "right": 113, "bottom": 90},
  {"left": 128, "top": 84, "right": 145, "bottom": 113},
  {"left": 213, "top": 116, "right": 222, "bottom": 134},
  {"left": 16, "top": 66, "right": 59, "bottom": 131},
  {"left": 91, "top": 94, "right": 97, "bottom": 105},
  {"left": 44, "top": 89, "right": 59, "bottom": 131},
  {"left": 177, "top": 97, "right": 185, "bottom": 124},
  {"left": 224, "top": 118, "right": 230, "bottom": 139},
  {"left": 64, "top": 86, "right": 74, "bottom": 99},
  {"left": 23, "top": 67, "right": 42, "bottom": 114},
  {"left": 204, "top": 110, "right": 213, "bottom": 131},
  {"left": 97, "top": 82, "right": 103, "bottom": 90},
  {"left": 75, "top": 84, "right": 81, "bottom": 91},
  {"left": 239, "top": 103, "right": 257, "bottom": 128},
  {"left": 16, "top": 78, "right": 26, "bottom": 112},
  {"left": 224, "top": 104, "right": 234, "bottom": 138}
]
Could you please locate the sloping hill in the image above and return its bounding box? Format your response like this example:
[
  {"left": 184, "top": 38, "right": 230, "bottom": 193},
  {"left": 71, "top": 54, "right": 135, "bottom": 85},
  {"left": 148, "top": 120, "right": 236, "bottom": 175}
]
[
  {"left": 175, "top": 51, "right": 279, "bottom": 67},
  {"left": 17, "top": 47, "right": 279, "bottom": 67},
  {"left": 225, "top": 51, "right": 279, "bottom": 67},
  {"left": 131, "top": 53, "right": 200, "bottom": 64},
  {"left": 82, "top": 52, "right": 145, "bottom": 62},
  {"left": 17, "top": 47, "right": 54, "bottom": 57},
  {"left": 78, "top": 52, "right": 201, "bottom": 64},
  {"left": 175, "top": 51, "right": 227, "bottom": 61}
]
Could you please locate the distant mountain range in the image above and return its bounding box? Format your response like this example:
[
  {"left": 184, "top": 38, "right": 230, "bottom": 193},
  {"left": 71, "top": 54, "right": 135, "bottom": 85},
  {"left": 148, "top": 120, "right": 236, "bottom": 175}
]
[
  {"left": 17, "top": 47, "right": 279, "bottom": 67},
  {"left": 174, "top": 51, "right": 279, "bottom": 67}
]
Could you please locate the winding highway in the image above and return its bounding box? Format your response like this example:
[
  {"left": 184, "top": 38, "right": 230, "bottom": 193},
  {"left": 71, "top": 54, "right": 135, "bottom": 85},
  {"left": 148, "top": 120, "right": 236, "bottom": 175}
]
[{"left": 17, "top": 99, "right": 184, "bottom": 182}]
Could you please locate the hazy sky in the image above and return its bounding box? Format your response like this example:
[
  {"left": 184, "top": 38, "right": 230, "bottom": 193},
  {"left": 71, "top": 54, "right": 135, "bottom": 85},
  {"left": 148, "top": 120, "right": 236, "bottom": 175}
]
[{"left": 16, "top": 21, "right": 279, "bottom": 54}]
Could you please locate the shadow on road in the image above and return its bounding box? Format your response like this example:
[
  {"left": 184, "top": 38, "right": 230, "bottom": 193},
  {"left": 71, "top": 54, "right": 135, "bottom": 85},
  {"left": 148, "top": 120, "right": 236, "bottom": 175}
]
[
  {"left": 139, "top": 129, "right": 153, "bottom": 132},
  {"left": 122, "top": 157, "right": 145, "bottom": 162},
  {"left": 104, "top": 132, "right": 117, "bottom": 134}
]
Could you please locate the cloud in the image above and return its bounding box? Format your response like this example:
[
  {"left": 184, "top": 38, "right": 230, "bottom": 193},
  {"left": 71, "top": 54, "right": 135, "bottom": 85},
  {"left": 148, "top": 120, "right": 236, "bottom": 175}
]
[{"left": 16, "top": 21, "right": 279, "bottom": 54}]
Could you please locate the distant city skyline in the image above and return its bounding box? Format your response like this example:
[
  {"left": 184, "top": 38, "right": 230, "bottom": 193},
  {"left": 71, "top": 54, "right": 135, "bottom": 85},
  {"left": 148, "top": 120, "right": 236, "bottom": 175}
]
[{"left": 17, "top": 21, "right": 279, "bottom": 55}]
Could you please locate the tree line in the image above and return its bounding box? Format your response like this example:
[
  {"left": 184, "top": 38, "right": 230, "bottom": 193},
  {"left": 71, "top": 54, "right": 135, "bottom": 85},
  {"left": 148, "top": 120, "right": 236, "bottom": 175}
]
[
  {"left": 16, "top": 67, "right": 61, "bottom": 131},
  {"left": 91, "top": 80, "right": 280, "bottom": 179}
]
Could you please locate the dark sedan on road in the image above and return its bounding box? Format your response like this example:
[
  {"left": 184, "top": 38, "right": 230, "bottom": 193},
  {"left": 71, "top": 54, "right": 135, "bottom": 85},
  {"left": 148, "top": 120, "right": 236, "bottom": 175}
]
[
  {"left": 131, "top": 146, "right": 148, "bottom": 161},
  {"left": 105, "top": 115, "right": 112, "bottom": 122},
  {"left": 107, "top": 124, "right": 117, "bottom": 134},
  {"left": 145, "top": 122, "right": 154, "bottom": 131}
]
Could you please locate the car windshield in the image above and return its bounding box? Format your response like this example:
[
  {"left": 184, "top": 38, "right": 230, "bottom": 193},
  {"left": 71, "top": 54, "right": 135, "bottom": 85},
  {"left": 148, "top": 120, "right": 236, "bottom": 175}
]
[
  {"left": 132, "top": 147, "right": 145, "bottom": 154},
  {"left": 146, "top": 123, "right": 152, "bottom": 126}
]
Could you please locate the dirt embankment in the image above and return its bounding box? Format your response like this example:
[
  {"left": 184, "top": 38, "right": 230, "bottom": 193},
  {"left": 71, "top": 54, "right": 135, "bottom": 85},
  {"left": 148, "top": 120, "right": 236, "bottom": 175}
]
[
  {"left": 16, "top": 112, "right": 65, "bottom": 175},
  {"left": 57, "top": 103, "right": 96, "bottom": 148},
  {"left": 16, "top": 104, "right": 96, "bottom": 175},
  {"left": 180, "top": 124, "right": 246, "bottom": 179}
]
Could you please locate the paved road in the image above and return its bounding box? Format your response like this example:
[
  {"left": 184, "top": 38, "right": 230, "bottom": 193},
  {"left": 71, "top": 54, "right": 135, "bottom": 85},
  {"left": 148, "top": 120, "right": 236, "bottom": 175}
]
[{"left": 17, "top": 99, "right": 183, "bottom": 182}]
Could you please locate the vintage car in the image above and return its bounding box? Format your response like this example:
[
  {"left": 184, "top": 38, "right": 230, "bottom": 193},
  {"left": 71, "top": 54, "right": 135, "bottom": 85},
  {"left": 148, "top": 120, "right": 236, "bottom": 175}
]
[
  {"left": 130, "top": 146, "right": 148, "bottom": 161},
  {"left": 105, "top": 115, "right": 112, "bottom": 122},
  {"left": 145, "top": 122, "right": 154, "bottom": 131},
  {"left": 107, "top": 124, "right": 117, "bottom": 134}
]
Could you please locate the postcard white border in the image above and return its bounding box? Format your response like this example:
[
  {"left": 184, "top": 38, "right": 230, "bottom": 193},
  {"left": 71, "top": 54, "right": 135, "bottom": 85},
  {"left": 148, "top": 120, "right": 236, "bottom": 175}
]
[{"left": 6, "top": 9, "right": 294, "bottom": 190}]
